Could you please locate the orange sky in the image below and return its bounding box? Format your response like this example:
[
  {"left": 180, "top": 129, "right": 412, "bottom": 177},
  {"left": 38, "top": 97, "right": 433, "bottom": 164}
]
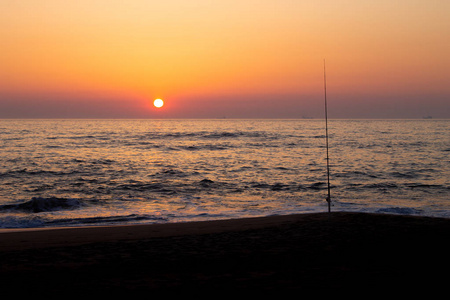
[{"left": 1, "top": 0, "right": 449, "bottom": 118}]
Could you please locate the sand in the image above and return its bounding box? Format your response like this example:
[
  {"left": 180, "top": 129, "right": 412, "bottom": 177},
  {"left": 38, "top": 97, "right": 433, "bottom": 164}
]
[{"left": 1, "top": 212, "right": 449, "bottom": 295}]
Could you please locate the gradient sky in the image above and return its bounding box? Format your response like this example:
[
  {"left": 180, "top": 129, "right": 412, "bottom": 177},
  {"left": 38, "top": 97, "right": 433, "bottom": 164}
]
[{"left": 1, "top": 0, "right": 449, "bottom": 119}]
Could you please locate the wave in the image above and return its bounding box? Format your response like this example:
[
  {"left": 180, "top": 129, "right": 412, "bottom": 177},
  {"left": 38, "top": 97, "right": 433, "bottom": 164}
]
[
  {"left": 0, "top": 197, "right": 84, "bottom": 213},
  {"left": 0, "top": 215, "right": 47, "bottom": 228},
  {"left": 45, "top": 213, "right": 168, "bottom": 226},
  {"left": 376, "top": 207, "right": 423, "bottom": 215},
  {"left": 0, "top": 169, "right": 80, "bottom": 178},
  {"left": 138, "top": 130, "right": 276, "bottom": 141},
  {"left": 202, "top": 132, "right": 243, "bottom": 139},
  {"left": 405, "top": 183, "right": 446, "bottom": 189},
  {"left": 116, "top": 182, "right": 174, "bottom": 193},
  {"left": 364, "top": 183, "right": 399, "bottom": 189},
  {"left": 0, "top": 213, "right": 167, "bottom": 228}
]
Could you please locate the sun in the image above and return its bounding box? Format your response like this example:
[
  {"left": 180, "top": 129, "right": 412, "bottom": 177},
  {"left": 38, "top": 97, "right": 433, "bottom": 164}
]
[{"left": 153, "top": 98, "right": 164, "bottom": 108}]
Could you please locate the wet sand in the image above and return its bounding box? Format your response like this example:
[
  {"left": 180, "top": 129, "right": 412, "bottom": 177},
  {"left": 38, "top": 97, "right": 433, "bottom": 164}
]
[{"left": 1, "top": 212, "right": 449, "bottom": 295}]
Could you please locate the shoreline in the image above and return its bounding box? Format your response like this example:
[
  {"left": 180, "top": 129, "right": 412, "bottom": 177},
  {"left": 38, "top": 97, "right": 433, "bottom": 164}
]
[
  {"left": 0, "top": 212, "right": 331, "bottom": 250},
  {"left": 2, "top": 211, "right": 447, "bottom": 250},
  {"left": 1, "top": 212, "right": 449, "bottom": 293}
]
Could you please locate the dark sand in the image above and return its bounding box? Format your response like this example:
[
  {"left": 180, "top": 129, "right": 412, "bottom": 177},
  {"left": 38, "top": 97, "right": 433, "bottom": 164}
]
[{"left": 1, "top": 212, "right": 449, "bottom": 294}]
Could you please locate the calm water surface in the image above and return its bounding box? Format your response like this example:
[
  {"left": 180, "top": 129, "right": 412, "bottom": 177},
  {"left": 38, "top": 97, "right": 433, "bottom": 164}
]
[{"left": 0, "top": 119, "right": 448, "bottom": 228}]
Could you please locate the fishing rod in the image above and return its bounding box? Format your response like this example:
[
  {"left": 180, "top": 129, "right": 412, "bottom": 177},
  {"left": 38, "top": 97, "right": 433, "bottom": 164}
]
[{"left": 323, "top": 59, "right": 331, "bottom": 213}]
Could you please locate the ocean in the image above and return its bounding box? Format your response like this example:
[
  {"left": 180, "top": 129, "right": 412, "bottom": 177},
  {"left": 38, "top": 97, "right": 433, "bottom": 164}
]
[{"left": 0, "top": 119, "right": 448, "bottom": 228}]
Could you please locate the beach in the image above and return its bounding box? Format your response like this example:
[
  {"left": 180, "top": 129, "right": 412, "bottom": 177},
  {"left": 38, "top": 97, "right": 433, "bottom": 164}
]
[{"left": 1, "top": 212, "right": 449, "bottom": 294}]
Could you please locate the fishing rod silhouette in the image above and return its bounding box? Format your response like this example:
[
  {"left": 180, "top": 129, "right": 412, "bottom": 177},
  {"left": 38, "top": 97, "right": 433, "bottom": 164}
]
[{"left": 323, "top": 60, "right": 331, "bottom": 213}]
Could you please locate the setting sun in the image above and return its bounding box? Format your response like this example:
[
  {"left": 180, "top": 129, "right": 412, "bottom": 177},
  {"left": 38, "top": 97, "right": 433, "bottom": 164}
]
[{"left": 153, "top": 99, "right": 164, "bottom": 108}]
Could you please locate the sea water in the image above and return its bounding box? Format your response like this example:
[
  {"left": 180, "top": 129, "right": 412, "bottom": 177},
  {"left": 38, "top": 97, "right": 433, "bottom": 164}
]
[{"left": 0, "top": 119, "right": 448, "bottom": 228}]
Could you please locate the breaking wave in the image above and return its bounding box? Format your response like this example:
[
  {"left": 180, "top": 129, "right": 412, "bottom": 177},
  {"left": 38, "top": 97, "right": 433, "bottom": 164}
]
[
  {"left": 0, "top": 197, "right": 85, "bottom": 213},
  {"left": 376, "top": 207, "right": 423, "bottom": 215}
]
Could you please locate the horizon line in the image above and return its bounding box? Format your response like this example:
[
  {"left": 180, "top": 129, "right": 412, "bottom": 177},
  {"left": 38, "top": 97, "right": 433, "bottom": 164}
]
[{"left": 0, "top": 117, "right": 448, "bottom": 121}]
